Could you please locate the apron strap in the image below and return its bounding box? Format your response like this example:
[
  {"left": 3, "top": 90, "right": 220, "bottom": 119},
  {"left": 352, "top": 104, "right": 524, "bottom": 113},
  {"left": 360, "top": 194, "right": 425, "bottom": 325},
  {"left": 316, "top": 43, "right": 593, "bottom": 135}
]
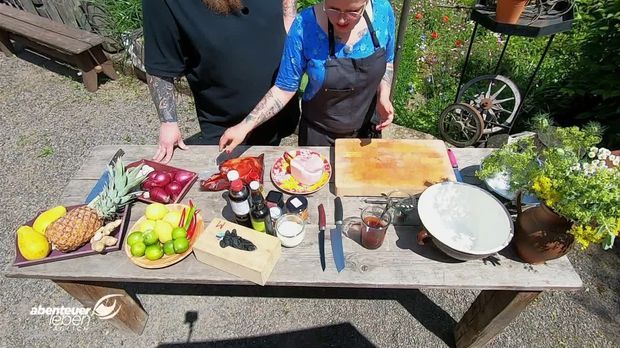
[{"left": 327, "top": 8, "right": 381, "bottom": 57}]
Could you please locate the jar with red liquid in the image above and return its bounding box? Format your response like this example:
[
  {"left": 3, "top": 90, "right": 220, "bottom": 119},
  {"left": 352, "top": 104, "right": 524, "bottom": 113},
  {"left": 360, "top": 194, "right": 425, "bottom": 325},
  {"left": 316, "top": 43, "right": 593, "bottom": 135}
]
[{"left": 360, "top": 206, "right": 392, "bottom": 249}]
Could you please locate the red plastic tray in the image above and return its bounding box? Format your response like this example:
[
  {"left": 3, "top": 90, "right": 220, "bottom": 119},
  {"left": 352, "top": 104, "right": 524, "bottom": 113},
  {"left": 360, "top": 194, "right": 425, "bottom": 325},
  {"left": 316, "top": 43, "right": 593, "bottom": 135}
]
[
  {"left": 13, "top": 204, "right": 130, "bottom": 267},
  {"left": 126, "top": 159, "right": 197, "bottom": 204}
]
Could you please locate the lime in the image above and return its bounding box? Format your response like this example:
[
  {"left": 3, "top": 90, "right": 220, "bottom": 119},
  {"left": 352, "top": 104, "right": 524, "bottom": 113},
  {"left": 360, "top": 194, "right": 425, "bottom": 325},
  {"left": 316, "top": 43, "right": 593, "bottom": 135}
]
[
  {"left": 140, "top": 220, "right": 157, "bottom": 232},
  {"left": 130, "top": 242, "right": 146, "bottom": 257},
  {"left": 173, "top": 237, "right": 190, "bottom": 254},
  {"left": 171, "top": 226, "right": 187, "bottom": 240},
  {"left": 163, "top": 240, "right": 175, "bottom": 255},
  {"left": 142, "top": 230, "right": 159, "bottom": 246},
  {"left": 155, "top": 220, "right": 173, "bottom": 243},
  {"left": 163, "top": 211, "right": 182, "bottom": 227},
  {"left": 127, "top": 232, "right": 143, "bottom": 246},
  {"left": 145, "top": 244, "right": 164, "bottom": 261},
  {"left": 145, "top": 203, "right": 168, "bottom": 221}
]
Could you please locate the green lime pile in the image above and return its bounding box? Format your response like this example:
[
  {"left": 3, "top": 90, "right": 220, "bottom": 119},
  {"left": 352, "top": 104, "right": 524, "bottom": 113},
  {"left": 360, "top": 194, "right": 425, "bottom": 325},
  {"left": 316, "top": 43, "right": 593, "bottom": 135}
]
[{"left": 126, "top": 203, "right": 190, "bottom": 261}]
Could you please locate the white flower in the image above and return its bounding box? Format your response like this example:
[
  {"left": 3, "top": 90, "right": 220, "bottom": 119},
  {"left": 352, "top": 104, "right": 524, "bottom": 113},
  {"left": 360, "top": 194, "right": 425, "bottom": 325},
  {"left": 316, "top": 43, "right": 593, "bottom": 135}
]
[
  {"left": 598, "top": 153, "right": 608, "bottom": 160},
  {"left": 589, "top": 146, "right": 598, "bottom": 153},
  {"left": 613, "top": 158, "right": 620, "bottom": 166},
  {"left": 571, "top": 163, "right": 581, "bottom": 171},
  {"left": 588, "top": 151, "right": 597, "bottom": 159},
  {"left": 592, "top": 159, "right": 600, "bottom": 166},
  {"left": 608, "top": 154, "right": 616, "bottom": 162}
]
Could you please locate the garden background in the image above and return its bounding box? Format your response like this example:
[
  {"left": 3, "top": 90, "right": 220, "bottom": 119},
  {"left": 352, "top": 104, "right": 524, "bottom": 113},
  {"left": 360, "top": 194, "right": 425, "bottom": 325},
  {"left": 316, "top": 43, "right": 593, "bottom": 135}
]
[{"left": 67, "top": 0, "right": 620, "bottom": 146}]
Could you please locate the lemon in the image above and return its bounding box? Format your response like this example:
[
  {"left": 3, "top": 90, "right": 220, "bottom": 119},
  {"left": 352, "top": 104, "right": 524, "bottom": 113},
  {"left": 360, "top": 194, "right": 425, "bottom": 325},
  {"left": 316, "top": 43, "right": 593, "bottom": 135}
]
[
  {"left": 145, "top": 203, "right": 168, "bottom": 221},
  {"left": 139, "top": 220, "right": 157, "bottom": 232},
  {"left": 17, "top": 226, "right": 51, "bottom": 260},
  {"left": 162, "top": 211, "right": 182, "bottom": 227},
  {"left": 154, "top": 220, "right": 173, "bottom": 244}
]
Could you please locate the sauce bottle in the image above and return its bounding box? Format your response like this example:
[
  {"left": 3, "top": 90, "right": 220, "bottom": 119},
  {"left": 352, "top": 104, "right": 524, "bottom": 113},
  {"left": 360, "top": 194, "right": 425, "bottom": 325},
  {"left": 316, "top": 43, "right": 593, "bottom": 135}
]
[
  {"left": 227, "top": 171, "right": 252, "bottom": 228},
  {"left": 249, "top": 181, "right": 274, "bottom": 235}
]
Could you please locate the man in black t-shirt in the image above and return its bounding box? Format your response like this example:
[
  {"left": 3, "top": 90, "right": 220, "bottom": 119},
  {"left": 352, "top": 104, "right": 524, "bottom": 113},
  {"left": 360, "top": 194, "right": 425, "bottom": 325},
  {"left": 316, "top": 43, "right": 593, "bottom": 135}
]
[{"left": 143, "top": 0, "right": 300, "bottom": 163}]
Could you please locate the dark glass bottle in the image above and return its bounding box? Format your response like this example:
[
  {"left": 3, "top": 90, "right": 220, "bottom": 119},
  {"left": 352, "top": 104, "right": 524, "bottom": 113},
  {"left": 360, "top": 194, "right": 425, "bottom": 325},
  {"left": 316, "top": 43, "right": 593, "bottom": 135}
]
[
  {"left": 249, "top": 181, "right": 274, "bottom": 235},
  {"left": 227, "top": 173, "right": 252, "bottom": 228}
]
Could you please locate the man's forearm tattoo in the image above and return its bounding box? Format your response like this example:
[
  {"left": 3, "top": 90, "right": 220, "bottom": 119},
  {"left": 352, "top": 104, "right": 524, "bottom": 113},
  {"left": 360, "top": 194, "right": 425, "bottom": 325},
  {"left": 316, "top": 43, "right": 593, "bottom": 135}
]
[
  {"left": 146, "top": 74, "right": 178, "bottom": 123},
  {"left": 382, "top": 63, "right": 394, "bottom": 85},
  {"left": 243, "top": 90, "right": 285, "bottom": 128}
]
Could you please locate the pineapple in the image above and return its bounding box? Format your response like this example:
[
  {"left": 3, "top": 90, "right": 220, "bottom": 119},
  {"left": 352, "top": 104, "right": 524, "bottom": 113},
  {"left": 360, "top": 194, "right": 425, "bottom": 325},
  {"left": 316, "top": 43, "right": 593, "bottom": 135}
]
[{"left": 46, "top": 157, "right": 145, "bottom": 252}]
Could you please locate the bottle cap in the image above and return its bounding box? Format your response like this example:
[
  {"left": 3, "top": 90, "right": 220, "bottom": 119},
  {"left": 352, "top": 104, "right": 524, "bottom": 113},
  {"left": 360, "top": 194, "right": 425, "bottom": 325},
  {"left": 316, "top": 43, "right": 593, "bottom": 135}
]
[
  {"left": 227, "top": 170, "right": 240, "bottom": 182},
  {"left": 230, "top": 179, "right": 244, "bottom": 192},
  {"left": 249, "top": 181, "right": 260, "bottom": 190}
]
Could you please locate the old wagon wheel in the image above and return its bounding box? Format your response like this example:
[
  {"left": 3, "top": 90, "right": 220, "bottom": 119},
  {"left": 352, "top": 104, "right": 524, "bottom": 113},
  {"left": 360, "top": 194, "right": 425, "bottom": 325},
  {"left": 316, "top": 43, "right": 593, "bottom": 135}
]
[
  {"left": 438, "top": 103, "right": 484, "bottom": 147},
  {"left": 456, "top": 75, "right": 521, "bottom": 134}
]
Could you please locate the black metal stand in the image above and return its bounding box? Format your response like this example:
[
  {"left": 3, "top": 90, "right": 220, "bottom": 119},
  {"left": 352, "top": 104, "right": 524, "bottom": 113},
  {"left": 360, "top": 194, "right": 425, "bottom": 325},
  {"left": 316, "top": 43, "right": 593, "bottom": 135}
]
[{"left": 454, "top": 4, "right": 573, "bottom": 135}]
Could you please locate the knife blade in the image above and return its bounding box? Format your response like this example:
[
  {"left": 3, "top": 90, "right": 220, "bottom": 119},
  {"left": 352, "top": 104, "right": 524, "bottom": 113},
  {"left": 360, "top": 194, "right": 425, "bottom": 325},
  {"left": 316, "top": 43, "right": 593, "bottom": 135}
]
[
  {"left": 447, "top": 149, "right": 463, "bottom": 182},
  {"left": 329, "top": 197, "right": 345, "bottom": 272},
  {"left": 318, "top": 204, "right": 326, "bottom": 271},
  {"left": 84, "top": 149, "right": 125, "bottom": 204}
]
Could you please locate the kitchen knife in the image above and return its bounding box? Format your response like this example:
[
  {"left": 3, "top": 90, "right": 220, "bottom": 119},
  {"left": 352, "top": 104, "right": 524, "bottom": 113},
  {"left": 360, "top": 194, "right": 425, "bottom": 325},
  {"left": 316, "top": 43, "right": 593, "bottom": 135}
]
[
  {"left": 84, "top": 149, "right": 125, "bottom": 204},
  {"left": 329, "top": 197, "right": 345, "bottom": 272},
  {"left": 447, "top": 149, "right": 463, "bottom": 182},
  {"left": 318, "top": 204, "right": 326, "bottom": 271}
]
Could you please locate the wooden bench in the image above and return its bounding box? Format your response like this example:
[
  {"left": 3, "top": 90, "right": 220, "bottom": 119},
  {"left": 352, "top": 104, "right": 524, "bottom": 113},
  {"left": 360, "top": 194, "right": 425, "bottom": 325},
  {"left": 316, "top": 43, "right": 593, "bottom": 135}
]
[{"left": 0, "top": 4, "right": 117, "bottom": 92}]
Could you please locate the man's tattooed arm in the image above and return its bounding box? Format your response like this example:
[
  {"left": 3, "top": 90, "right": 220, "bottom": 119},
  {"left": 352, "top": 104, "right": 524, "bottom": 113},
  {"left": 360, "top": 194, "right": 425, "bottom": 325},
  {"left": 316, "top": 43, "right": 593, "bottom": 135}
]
[
  {"left": 146, "top": 74, "right": 177, "bottom": 123},
  {"left": 283, "top": 0, "right": 297, "bottom": 32},
  {"left": 241, "top": 87, "right": 295, "bottom": 130}
]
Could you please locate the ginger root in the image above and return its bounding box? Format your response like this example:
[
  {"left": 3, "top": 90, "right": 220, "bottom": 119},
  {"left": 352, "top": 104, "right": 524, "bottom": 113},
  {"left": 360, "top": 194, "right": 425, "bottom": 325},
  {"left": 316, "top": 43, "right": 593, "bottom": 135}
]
[{"left": 90, "top": 219, "right": 122, "bottom": 253}]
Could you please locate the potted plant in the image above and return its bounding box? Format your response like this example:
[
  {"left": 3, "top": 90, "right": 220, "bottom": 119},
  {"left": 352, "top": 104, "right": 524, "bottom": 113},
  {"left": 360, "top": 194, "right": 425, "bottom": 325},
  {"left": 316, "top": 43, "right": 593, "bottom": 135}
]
[
  {"left": 477, "top": 116, "right": 620, "bottom": 263},
  {"left": 495, "top": 0, "right": 530, "bottom": 24}
]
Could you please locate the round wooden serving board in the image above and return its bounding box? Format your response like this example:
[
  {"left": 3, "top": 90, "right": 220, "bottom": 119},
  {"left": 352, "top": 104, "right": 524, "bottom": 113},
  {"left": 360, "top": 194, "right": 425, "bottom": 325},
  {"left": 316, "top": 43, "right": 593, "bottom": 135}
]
[{"left": 124, "top": 204, "right": 204, "bottom": 269}]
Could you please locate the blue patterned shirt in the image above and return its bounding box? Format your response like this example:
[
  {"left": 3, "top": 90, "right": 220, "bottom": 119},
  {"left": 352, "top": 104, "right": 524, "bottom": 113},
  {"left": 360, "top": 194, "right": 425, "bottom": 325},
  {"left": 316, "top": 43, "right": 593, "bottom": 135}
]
[{"left": 275, "top": 0, "right": 396, "bottom": 101}]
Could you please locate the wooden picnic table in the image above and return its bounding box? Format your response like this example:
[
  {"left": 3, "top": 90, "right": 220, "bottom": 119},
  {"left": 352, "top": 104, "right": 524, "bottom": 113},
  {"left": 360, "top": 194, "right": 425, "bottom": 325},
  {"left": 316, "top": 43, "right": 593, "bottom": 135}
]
[{"left": 4, "top": 145, "right": 582, "bottom": 347}]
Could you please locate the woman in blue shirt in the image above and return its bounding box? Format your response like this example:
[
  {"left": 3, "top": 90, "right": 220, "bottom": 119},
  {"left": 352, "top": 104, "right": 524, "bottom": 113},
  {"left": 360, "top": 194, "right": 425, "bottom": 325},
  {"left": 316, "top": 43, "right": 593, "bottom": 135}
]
[{"left": 220, "top": 0, "right": 395, "bottom": 149}]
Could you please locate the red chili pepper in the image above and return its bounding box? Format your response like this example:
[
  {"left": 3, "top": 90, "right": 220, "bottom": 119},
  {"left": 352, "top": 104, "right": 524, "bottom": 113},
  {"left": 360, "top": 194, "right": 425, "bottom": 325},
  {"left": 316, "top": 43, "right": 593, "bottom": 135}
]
[
  {"left": 187, "top": 210, "right": 198, "bottom": 240},
  {"left": 179, "top": 207, "right": 186, "bottom": 227},
  {"left": 189, "top": 200, "right": 194, "bottom": 209}
]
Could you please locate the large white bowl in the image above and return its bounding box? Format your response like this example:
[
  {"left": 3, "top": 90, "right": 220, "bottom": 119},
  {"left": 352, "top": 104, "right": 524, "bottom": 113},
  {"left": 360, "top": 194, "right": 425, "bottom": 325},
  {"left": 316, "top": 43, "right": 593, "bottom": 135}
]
[{"left": 418, "top": 182, "right": 514, "bottom": 260}]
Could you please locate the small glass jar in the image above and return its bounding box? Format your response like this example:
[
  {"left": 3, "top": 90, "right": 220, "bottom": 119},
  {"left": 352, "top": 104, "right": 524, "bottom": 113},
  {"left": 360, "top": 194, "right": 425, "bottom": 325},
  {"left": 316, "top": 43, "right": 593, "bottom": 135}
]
[
  {"left": 269, "top": 206, "right": 282, "bottom": 230},
  {"left": 275, "top": 213, "right": 305, "bottom": 248},
  {"left": 285, "top": 195, "right": 309, "bottom": 221}
]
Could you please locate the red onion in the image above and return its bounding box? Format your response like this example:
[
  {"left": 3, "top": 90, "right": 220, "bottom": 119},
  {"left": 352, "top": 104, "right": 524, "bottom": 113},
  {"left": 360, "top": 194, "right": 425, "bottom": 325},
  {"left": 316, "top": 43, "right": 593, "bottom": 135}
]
[
  {"left": 174, "top": 170, "right": 195, "bottom": 185},
  {"left": 142, "top": 180, "right": 157, "bottom": 190},
  {"left": 165, "top": 181, "right": 183, "bottom": 197},
  {"left": 147, "top": 171, "right": 159, "bottom": 181},
  {"left": 151, "top": 171, "right": 172, "bottom": 187},
  {"left": 149, "top": 187, "right": 170, "bottom": 204}
]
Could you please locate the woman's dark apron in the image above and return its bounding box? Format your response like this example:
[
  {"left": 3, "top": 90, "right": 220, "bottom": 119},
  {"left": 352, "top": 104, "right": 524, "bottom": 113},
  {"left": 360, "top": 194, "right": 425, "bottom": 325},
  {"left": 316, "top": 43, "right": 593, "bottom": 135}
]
[{"left": 299, "top": 11, "right": 386, "bottom": 146}]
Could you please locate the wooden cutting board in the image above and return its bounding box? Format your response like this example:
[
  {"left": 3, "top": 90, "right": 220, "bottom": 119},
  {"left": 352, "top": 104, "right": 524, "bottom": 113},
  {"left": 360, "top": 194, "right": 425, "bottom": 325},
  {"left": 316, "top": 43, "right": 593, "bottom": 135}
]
[
  {"left": 335, "top": 139, "right": 456, "bottom": 196},
  {"left": 193, "top": 218, "right": 281, "bottom": 285}
]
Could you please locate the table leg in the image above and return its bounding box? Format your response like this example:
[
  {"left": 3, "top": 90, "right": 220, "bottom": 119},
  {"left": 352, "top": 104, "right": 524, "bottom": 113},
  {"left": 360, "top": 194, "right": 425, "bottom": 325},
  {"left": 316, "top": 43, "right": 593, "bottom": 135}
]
[
  {"left": 53, "top": 280, "right": 148, "bottom": 335},
  {"left": 454, "top": 290, "right": 540, "bottom": 348}
]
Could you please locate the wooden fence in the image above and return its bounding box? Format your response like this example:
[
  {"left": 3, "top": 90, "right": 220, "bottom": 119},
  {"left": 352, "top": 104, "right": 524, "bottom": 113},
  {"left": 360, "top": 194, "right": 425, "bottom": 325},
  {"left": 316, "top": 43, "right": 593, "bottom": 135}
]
[{"left": 2, "top": 0, "right": 93, "bottom": 31}]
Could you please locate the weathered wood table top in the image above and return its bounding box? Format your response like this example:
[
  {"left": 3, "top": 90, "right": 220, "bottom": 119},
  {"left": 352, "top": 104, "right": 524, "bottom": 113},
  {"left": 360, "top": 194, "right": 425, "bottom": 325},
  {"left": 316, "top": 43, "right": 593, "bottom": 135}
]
[{"left": 5, "top": 145, "right": 582, "bottom": 291}]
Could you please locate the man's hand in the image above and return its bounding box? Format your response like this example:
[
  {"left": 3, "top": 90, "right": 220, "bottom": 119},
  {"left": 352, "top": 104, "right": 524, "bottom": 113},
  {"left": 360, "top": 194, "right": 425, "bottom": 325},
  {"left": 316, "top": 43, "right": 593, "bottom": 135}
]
[
  {"left": 153, "top": 122, "right": 189, "bottom": 163},
  {"left": 219, "top": 123, "right": 251, "bottom": 153},
  {"left": 375, "top": 95, "right": 394, "bottom": 131}
]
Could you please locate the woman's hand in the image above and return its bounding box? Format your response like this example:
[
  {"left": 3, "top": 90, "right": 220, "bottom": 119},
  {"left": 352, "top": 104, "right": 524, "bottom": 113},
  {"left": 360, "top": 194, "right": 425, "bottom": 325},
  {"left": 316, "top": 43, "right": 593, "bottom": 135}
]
[
  {"left": 375, "top": 95, "right": 394, "bottom": 131},
  {"left": 153, "top": 122, "right": 188, "bottom": 164},
  {"left": 219, "top": 123, "right": 251, "bottom": 153}
]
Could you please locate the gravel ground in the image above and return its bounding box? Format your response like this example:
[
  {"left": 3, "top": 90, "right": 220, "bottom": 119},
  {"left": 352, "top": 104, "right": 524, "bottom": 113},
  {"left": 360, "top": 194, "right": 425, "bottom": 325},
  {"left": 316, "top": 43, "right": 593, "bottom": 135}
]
[{"left": 1, "top": 53, "right": 618, "bottom": 348}]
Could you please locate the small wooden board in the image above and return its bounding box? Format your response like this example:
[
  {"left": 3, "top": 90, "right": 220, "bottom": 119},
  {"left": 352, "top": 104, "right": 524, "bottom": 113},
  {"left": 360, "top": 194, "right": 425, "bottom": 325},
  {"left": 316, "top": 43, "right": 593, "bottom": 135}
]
[
  {"left": 335, "top": 139, "right": 456, "bottom": 196},
  {"left": 193, "top": 218, "right": 281, "bottom": 286}
]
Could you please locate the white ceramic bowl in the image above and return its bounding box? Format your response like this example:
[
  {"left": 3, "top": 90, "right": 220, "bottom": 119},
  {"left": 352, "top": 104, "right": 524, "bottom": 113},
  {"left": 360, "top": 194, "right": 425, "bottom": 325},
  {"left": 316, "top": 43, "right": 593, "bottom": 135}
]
[{"left": 418, "top": 182, "right": 514, "bottom": 260}]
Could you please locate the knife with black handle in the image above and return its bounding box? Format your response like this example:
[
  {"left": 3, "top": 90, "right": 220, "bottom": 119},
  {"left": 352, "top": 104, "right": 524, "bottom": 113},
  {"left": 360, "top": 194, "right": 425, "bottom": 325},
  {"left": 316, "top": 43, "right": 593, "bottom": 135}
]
[
  {"left": 330, "top": 197, "right": 345, "bottom": 272},
  {"left": 318, "top": 204, "right": 326, "bottom": 271}
]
